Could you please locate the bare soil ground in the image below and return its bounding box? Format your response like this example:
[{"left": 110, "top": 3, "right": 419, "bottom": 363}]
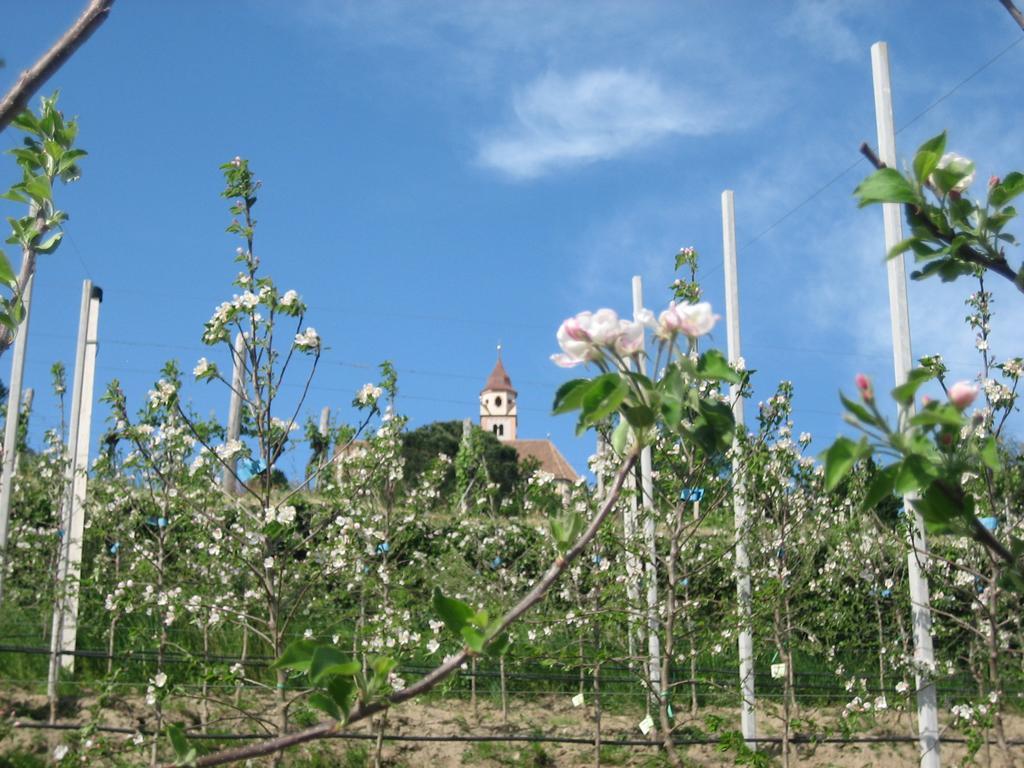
[{"left": 2, "top": 686, "right": 1022, "bottom": 766}]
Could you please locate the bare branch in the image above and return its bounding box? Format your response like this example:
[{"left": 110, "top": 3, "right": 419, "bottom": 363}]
[
  {"left": 0, "top": 0, "right": 116, "bottom": 134},
  {"left": 998, "top": 0, "right": 1024, "bottom": 32}
]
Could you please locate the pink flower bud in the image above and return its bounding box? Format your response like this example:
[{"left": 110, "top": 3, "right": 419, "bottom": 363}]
[
  {"left": 948, "top": 381, "right": 979, "bottom": 410},
  {"left": 855, "top": 373, "right": 873, "bottom": 402},
  {"left": 921, "top": 395, "right": 933, "bottom": 406},
  {"left": 989, "top": 175, "right": 1000, "bottom": 190}
]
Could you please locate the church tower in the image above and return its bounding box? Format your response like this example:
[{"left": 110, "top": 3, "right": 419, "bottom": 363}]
[{"left": 480, "top": 346, "right": 517, "bottom": 441}]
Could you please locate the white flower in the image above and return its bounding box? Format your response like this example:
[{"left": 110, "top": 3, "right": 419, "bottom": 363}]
[
  {"left": 277, "top": 505, "right": 296, "bottom": 525},
  {"left": 193, "top": 358, "right": 210, "bottom": 378},
  {"left": 132, "top": 733, "right": 144, "bottom": 746},
  {"left": 279, "top": 289, "right": 299, "bottom": 307},
  {"left": 263, "top": 556, "right": 275, "bottom": 569},
  {"left": 54, "top": 745, "right": 69, "bottom": 761},
  {"left": 294, "top": 327, "right": 321, "bottom": 350},
  {"left": 154, "top": 671, "right": 167, "bottom": 688},
  {"left": 896, "top": 680, "right": 909, "bottom": 695},
  {"left": 236, "top": 291, "right": 259, "bottom": 310},
  {"left": 303, "top": 628, "right": 314, "bottom": 640},
  {"left": 357, "top": 383, "right": 383, "bottom": 405},
  {"left": 931, "top": 152, "right": 975, "bottom": 193}
]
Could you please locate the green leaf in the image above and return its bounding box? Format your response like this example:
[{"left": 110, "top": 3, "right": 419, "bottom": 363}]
[
  {"left": 839, "top": 392, "right": 875, "bottom": 425},
  {"left": 893, "top": 455, "right": 937, "bottom": 495},
  {"left": 485, "top": 632, "right": 511, "bottom": 658},
  {"left": 862, "top": 464, "right": 898, "bottom": 511},
  {"left": 610, "top": 417, "right": 630, "bottom": 454},
  {"left": 910, "top": 404, "right": 965, "bottom": 429},
  {"left": 696, "top": 349, "right": 741, "bottom": 383},
  {"left": 552, "top": 379, "right": 590, "bottom": 415},
  {"left": 916, "top": 483, "right": 973, "bottom": 535},
  {"left": 822, "top": 436, "right": 870, "bottom": 492},
  {"left": 930, "top": 164, "right": 974, "bottom": 196},
  {"left": 167, "top": 724, "right": 197, "bottom": 767},
  {"left": 461, "top": 626, "right": 486, "bottom": 653},
  {"left": 912, "top": 132, "right": 946, "bottom": 183},
  {"left": 622, "top": 403, "right": 655, "bottom": 429},
  {"left": 309, "top": 646, "right": 361, "bottom": 684},
  {"left": 432, "top": 587, "right": 473, "bottom": 634},
  {"left": 308, "top": 691, "right": 341, "bottom": 720},
  {"left": 0, "top": 251, "right": 15, "bottom": 287},
  {"left": 23, "top": 174, "right": 51, "bottom": 202},
  {"left": 326, "top": 675, "right": 355, "bottom": 719},
  {"left": 855, "top": 168, "right": 919, "bottom": 207},
  {"left": 34, "top": 231, "right": 62, "bottom": 255},
  {"left": 990, "top": 171, "right": 1024, "bottom": 207},
  {"left": 979, "top": 437, "right": 1000, "bottom": 472},
  {"left": 891, "top": 368, "right": 935, "bottom": 406},
  {"left": 370, "top": 656, "right": 397, "bottom": 680},
  {"left": 580, "top": 374, "right": 628, "bottom": 426},
  {"left": 272, "top": 639, "right": 317, "bottom": 673}
]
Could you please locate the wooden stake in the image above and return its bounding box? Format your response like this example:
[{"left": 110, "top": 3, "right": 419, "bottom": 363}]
[
  {"left": 871, "top": 41, "right": 940, "bottom": 768},
  {"left": 0, "top": 274, "right": 34, "bottom": 603},
  {"left": 722, "top": 190, "right": 757, "bottom": 748}
]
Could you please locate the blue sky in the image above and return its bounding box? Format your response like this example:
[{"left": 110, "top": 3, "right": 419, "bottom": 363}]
[{"left": 2, "top": 1, "right": 1023, "bottom": 479}]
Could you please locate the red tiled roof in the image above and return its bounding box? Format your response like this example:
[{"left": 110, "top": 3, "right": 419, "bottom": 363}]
[
  {"left": 509, "top": 439, "right": 578, "bottom": 482},
  {"left": 482, "top": 358, "right": 516, "bottom": 394}
]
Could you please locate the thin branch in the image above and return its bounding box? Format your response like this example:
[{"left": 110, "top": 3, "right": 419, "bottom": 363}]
[
  {"left": 998, "top": 0, "right": 1024, "bottom": 32},
  {"left": 0, "top": 0, "right": 116, "bottom": 134},
  {"left": 163, "top": 450, "right": 640, "bottom": 768}
]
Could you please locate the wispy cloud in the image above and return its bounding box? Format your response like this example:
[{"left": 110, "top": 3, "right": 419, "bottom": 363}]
[
  {"left": 781, "top": 0, "right": 868, "bottom": 63},
  {"left": 477, "top": 69, "right": 725, "bottom": 180}
]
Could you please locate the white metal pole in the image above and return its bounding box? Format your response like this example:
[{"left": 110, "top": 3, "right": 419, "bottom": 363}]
[
  {"left": 722, "top": 190, "right": 757, "bottom": 748},
  {"left": 0, "top": 274, "right": 34, "bottom": 603},
  {"left": 871, "top": 41, "right": 940, "bottom": 768},
  {"left": 58, "top": 285, "right": 101, "bottom": 671},
  {"left": 631, "top": 276, "right": 662, "bottom": 707},
  {"left": 48, "top": 280, "right": 91, "bottom": 700},
  {"left": 223, "top": 332, "right": 245, "bottom": 493}
]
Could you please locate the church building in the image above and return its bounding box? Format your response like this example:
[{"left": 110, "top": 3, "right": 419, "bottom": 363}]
[{"left": 479, "top": 351, "right": 578, "bottom": 486}]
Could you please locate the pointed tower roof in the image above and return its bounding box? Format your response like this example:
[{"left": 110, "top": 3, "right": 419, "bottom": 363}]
[{"left": 482, "top": 349, "right": 516, "bottom": 394}]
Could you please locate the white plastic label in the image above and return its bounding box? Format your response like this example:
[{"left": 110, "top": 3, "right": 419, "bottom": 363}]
[
  {"left": 771, "top": 663, "right": 786, "bottom": 679},
  {"left": 572, "top": 693, "right": 585, "bottom": 708},
  {"left": 638, "top": 715, "right": 654, "bottom": 735}
]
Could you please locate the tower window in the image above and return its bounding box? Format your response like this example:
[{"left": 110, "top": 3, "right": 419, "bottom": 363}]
[
  {"left": 493, "top": 424, "right": 504, "bottom": 437},
  {"left": 495, "top": 396, "right": 502, "bottom": 407}
]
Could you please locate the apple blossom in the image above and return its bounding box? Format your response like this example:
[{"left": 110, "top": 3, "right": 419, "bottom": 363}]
[
  {"left": 930, "top": 152, "right": 975, "bottom": 194},
  {"left": 656, "top": 301, "right": 718, "bottom": 339},
  {"left": 294, "top": 327, "right": 321, "bottom": 350},
  {"left": 949, "top": 381, "right": 979, "bottom": 410}
]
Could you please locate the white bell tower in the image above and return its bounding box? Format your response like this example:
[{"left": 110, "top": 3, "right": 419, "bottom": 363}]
[{"left": 480, "top": 345, "right": 517, "bottom": 441}]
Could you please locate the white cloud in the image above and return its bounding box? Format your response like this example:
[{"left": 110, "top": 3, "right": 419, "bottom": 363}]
[
  {"left": 781, "top": 0, "right": 867, "bottom": 63},
  {"left": 478, "top": 69, "right": 725, "bottom": 180}
]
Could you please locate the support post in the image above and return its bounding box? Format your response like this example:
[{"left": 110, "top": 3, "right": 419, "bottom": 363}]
[
  {"left": 871, "top": 41, "right": 940, "bottom": 768},
  {"left": 58, "top": 285, "right": 101, "bottom": 669},
  {"left": 48, "top": 281, "right": 93, "bottom": 702},
  {"left": 722, "top": 190, "right": 757, "bottom": 748},
  {"left": 631, "top": 275, "right": 662, "bottom": 707},
  {"left": 223, "top": 332, "right": 245, "bottom": 493},
  {"left": 0, "top": 274, "right": 34, "bottom": 603}
]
